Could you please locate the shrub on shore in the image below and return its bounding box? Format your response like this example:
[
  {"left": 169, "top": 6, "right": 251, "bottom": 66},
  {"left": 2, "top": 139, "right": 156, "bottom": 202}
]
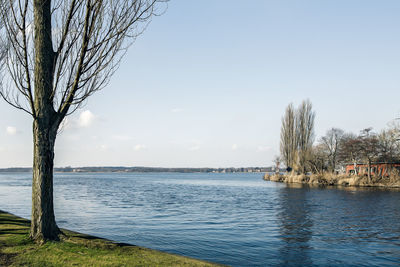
[{"left": 264, "top": 172, "right": 400, "bottom": 188}]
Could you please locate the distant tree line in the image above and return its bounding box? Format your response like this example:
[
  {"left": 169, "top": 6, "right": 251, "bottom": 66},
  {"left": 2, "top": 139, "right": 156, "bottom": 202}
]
[
  {"left": 0, "top": 166, "right": 271, "bottom": 173},
  {"left": 279, "top": 100, "right": 400, "bottom": 182}
]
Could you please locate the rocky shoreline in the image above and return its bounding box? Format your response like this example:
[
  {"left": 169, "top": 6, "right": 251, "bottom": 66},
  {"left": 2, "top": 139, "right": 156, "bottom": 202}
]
[{"left": 264, "top": 173, "right": 400, "bottom": 188}]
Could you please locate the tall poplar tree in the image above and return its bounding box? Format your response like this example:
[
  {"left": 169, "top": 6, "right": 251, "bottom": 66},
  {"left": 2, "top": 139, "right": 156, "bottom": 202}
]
[
  {"left": 296, "top": 100, "right": 315, "bottom": 174},
  {"left": 280, "top": 103, "right": 297, "bottom": 170},
  {"left": 280, "top": 100, "right": 315, "bottom": 173}
]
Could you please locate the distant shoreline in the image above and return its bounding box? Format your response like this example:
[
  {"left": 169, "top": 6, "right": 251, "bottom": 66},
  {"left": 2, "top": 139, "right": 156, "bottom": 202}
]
[{"left": 0, "top": 166, "right": 274, "bottom": 174}]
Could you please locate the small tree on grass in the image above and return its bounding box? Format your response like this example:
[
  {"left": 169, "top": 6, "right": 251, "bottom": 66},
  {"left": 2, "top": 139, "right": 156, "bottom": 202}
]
[{"left": 0, "top": 0, "right": 166, "bottom": 242}]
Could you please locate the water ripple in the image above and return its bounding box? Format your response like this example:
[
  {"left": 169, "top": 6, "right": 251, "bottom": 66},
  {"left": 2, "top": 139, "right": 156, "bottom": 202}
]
[{"left": 0, "top": 172, "right": 399, "bottom": 266}]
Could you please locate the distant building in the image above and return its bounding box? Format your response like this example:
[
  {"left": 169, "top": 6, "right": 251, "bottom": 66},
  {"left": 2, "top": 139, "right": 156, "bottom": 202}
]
[{"left": 345, "top": 162, "right": 400, "bottom": 176}]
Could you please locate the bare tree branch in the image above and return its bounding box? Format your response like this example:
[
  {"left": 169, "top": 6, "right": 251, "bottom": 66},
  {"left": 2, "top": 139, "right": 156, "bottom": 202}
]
[
  {"left": 0, "top": 0, "right": 167, "bottom": 122},
  {"left": 0, "top": 0, "right": 167, "bottom": 242}
]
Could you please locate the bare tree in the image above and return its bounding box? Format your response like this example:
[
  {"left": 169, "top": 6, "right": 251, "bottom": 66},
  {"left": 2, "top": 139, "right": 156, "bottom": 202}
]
[
  {"left": 358, "top": 128, "right": 379, "bottom": 182},
  {"left": 308, "top": 144, "right": 328, "bottom": 174},
  {"left": 320, "top": 128, "right": 344, "bottom": 173},
  {"left": 338, "top": 133, "right": 361, "bottom": 175},
  {"left": 280, "top": 100, "right": 315, "bottom": 174},
  {"left": 296, "top": 99, "right": 315, "bottom": 174},
  {"left": 280, "top": 103, "right": 296, "bottom": 171},
  {"left": 0, "top": 0, "right": 167, "bottom": 242},
  {"left": 377, "top": 127, "right": 400, "bottom": 163},
  {"left": 273, "top": 155, "right": 281, "bottom": 173}
]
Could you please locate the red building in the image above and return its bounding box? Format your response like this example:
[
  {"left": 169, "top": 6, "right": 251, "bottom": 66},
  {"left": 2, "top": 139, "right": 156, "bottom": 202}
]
[{"left": 345, "top": 162, "right": 400, "bottom": 176}]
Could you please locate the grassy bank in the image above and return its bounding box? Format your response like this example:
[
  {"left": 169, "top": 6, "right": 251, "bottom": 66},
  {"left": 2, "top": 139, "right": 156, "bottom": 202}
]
[
  {"left": 264, "top": 173, "right": 400, "bottom": 188},
  {"left": 0, "top": 210, "right": 221, "bottom": 267}
]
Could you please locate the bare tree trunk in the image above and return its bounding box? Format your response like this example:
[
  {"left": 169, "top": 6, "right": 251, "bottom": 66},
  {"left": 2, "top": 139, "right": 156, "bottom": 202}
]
[
  {"left": 30, "top": 0, "right": 60, "bottom": 242},
  {"left": 30, "top": 120, "right": 60, "bottom": 242},
  {"left": 367, "top": 159, "right": 371, "bottom": 183},
  {"left": 353, "top": 161, "right": 357, "bottom": 175}
]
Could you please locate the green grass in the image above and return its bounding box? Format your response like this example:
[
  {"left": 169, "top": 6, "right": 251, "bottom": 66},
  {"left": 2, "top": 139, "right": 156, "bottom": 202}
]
[{"left": 0, "top": 210, "right": 223, "bottom": 267}]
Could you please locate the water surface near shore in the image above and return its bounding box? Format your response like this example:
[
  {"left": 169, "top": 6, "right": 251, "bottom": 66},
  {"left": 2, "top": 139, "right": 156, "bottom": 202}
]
[{"left": 0, "top": 172, "right": 399, "bottom": 266}]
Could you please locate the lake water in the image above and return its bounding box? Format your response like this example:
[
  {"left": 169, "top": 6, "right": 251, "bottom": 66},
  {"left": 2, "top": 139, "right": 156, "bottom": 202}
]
[{"left": 0, "top": 172, "right": 399, "bottom": 266}]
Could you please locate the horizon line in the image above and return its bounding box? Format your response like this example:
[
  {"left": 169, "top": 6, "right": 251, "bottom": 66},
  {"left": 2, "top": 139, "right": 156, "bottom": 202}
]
[{"left": 0, "top": 165, "right": 273, "bottom": 169}]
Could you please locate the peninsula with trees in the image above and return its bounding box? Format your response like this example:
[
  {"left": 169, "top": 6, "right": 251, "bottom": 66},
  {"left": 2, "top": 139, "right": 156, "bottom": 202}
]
[{"left": 265, "top": 100, "right": 400, "bottom": 188}]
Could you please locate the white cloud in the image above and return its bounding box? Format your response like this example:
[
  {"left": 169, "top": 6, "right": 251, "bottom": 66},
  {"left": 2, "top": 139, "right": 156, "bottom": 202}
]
[
  {"left": 257, "top": 145, "right": 271, "bottom": 152},
  {"left": 58, "top": 111, "right": 96, "bottom": 131},
  {"left": 232, "top": 144, "right": 238, "bottom": 150},
  {"left": 113, "top": 135, "right": 133, "bottom": 141},
  {"left": 134, "top": 144, "right": 146, "bottom": 151},
  {"left": 97, "top": 144, "right": 108, "bottom": 151},
  {"left": 189, "top": 145, "right": 200, "bottom": 151},
  {"left": 100, "top": 144, "right": 108, "bottom": 150},
  {"left": 78, "top": 110, "right": 95, "bottom": 127},
  {"left": 171, "top": 108, "right": 183, "bottom": 113},
  {"left": 6, "top": 126, "right": 17, "bottom": 136}
]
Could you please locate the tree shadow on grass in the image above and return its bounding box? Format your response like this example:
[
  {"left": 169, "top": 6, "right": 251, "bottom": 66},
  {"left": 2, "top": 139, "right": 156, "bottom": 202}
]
[
  {"left": 0, "top": 211, "right": 30, "bottom": 266},
  {"left": 0, "top": 228, "right": 27, "bottom": 235},
  {"left": 0, "top": 211, "right": 30, "bottom": 230},
  {"left": 0, "top": 210, "right": 137, "bottom": 249},
  {"left": 0, "top": 211, "right": 30, "bottom": 241},
  {"left": 0, "top": 219, "right": 29, "bottom": 227},
  {"left": 65, "top": 231, "right": 137, "bottom": 248}
]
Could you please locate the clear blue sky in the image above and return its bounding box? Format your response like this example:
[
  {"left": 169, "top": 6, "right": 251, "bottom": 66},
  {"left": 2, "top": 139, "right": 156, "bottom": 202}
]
[{"left": 1, "top": 0, "right": 400, "bottom": 168}]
